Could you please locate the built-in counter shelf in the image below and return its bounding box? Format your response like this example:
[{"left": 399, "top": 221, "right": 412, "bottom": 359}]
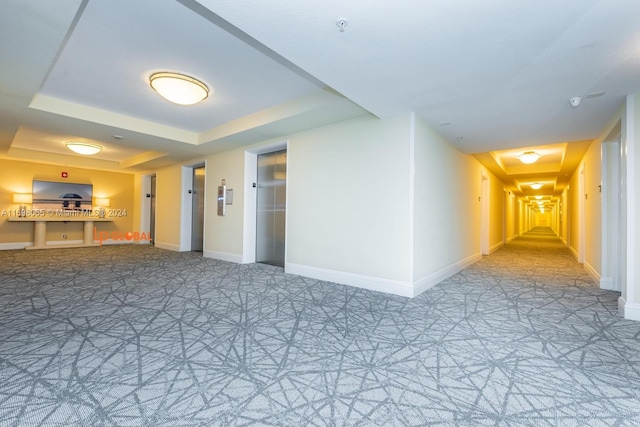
[{"left": 8, "top": 217, "right": 113, "bottom": 250}]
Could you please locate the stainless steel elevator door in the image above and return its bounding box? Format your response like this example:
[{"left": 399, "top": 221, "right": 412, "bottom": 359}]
[
  {"left": 191, "top": 166, "right": 205, "bottom": 252},
  {"left": 256, "top": 150, "right": 286, "bottom": 267}
]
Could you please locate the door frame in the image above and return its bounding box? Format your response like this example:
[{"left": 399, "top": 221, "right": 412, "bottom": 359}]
[
  {"left": 179, "top": 162, "right": 206, "bottom": 252},
  {"left": 190, "top": 165, "right": 206, "bottom": 251}
]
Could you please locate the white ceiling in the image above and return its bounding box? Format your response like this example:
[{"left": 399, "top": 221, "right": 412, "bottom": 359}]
[{"left": 1, "top": 0, "right": 639, "bottom": 190}]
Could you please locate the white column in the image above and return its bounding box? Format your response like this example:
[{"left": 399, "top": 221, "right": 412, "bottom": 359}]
[{"left": 621, "top": 94, "right": 640, "bottom": 320}]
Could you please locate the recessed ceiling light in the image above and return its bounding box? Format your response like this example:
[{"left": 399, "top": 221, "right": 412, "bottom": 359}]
[
  {"left": 518, "top": 151, "right": 542, "bottom": 164},
  {"left": 149, "top": 72, "right": 209, "bottom": 105},
  {"left": 65, "top": 142, "right": 102, "bottom": 156}
]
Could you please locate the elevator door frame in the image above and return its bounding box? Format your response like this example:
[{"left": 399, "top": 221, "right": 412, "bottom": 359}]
[
  {"left": 242, "top": 141, "right": 288, "bottom": 265},
  {"left": 191, "top": 166, "right": 205, "bottom": 252},
  {"left": 255, "top": 150, "right": 287, "bottom": 267}
]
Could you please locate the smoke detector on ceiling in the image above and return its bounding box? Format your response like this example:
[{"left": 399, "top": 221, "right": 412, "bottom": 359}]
[
  {"left": 336, "top": 18, "right": 348, "bottom": 32},
  {"left": 569, "top": 96, "right": 583, "bottom": 108}
]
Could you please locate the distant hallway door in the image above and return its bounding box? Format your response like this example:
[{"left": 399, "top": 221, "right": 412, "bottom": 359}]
[{"left": 256, "top": 150, "right": 287, "bottom": 267}]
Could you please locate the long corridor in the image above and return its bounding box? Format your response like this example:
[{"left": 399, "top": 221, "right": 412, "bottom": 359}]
[{"left": 1, "top": 229, "right": 639, "bottom": 425}]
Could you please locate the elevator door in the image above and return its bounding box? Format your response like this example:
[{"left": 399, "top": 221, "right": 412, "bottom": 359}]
[
  {"left": 256, "top": 150, "right": 286, "bottom": 267},
  {"left": 191, "top": 166, "right": 205, "bottom": 252}
]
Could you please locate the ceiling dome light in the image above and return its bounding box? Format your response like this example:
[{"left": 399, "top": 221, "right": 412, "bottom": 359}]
[
  {"left": 518, "top": 151, "right": 542, "bottom": 164},
  {"left": 149, "top": 72, "right": 209, "bottom": 105},
  {"left": 65, "top": 142, "right": 102, "bottom": 155},
  {"left": 530, "top": 182, "right": 543, "bottom": 190}
]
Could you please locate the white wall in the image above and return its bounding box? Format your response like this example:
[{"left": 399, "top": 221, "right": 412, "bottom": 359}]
[
  {"left": 286, "top": 114, "right": 413, "bottom": 294},
  {"left": 153, "top": 113, "right": 514, "bottom": 298},
  {"left": 413, "top": 115, "right": 483, "bottom": 293}
]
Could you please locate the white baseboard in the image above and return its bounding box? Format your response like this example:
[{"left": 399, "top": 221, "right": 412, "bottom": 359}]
[
  {"left": 285, "top": 262, "right": 414, "bottom": 297},
  {"left": 620, "top": 297, "right": 640, "bottom": 321},
  {"left": 583, "top": 262, "right": 600, "bottom": 285},
  {"left": 154, "top": 241, "right": 180, "bottom": 251},
  {"left": 203, "top": 250, "right": 243, "bottom": 263},
  {"left": 489, "top": 241, "right": 503, "bottom": 254},
  {"left": 0, "top": 242, "right": 32, "bottom": 250},
  {"left": 413, "top": 253, "right": 482, "bottom": 297}
]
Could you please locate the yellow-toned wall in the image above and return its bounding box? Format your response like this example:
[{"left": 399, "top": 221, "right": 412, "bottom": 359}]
[
  {"left": 204, "top": 149, "right": 245, "bottom": 257},
  {"left": 154, "top": 164, "right": 183, "bottom": 250},
  {"left": 489, "top": 174, "right": 505, "bottom": 250},
  {"left": 505, "top": 191, "right": 516, "bottom": 241},
  {"left": 568, "top": 168, "right": 580, "bottom": 257},
  {"left": 0, "top": 159, "right": 135, "bottom": 245},
  {"left": 413, "top": 115, "right": 484, "bottom": 280},
  {"left": 583, "top": 140, "right": 602, "bottom": 275}
]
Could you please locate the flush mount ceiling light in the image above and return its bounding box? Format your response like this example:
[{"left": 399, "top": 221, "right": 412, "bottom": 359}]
[
  {"left": 530, "top": 182, "right": 543, "bottom": 190},
  {"left": 65, "top": 142, "right": 102, "bottom": 155},
  {"left": 517, "top": 151, "right": 542, "bottom": 164},
  {"left": 149, "top": 72, "right": 209, "bottom": 105}
]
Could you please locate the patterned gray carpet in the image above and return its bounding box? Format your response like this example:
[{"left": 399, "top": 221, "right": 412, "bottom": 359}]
[{"left": 1, "top": 227, "right": 639, "bottom": 426}]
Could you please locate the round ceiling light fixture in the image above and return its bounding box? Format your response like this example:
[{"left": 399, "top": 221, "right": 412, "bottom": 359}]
[
  {"left": 530, "top": 182, "right": 543, "bottom": 190},
  {"left": 149, "top": 72, "right": 209, "bottom": 105},
  {"left": 517, "top": 151, "right": 542, "bottom": 164},
  {"left": 65, "top": 142, "right": 102, "bottom": 156}
]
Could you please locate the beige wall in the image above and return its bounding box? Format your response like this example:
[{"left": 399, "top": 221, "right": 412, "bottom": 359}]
[
  {"left": 154, "top": 164, "right": 184, "bottom": 250},
  {"left": 568, "top": 169, "right": 580, "bottom": 257},
  {"left": 287, "top": 115, "right": 412, "bottom": 284},
  {"left": 204, "top": 149, "right": 246, "bottom": 258},
  {"left": 583, "top": 139, "right": 602, "bottom": 277},
  {"left": 0, "top": 159, "right": 135, "bottom": 246},
  {"left": 413, "top": 115, "right": 483, "bottom": 285},
  {"left": 184, "top": 113, "right": 510, "bottom": 296},
  {"left": 489, "top": 172, "right": 505, "bottom": 251}
]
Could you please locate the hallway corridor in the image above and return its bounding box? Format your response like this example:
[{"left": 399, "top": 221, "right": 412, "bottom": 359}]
[{"left": 1, "top": 231, "right": 639, "bottom": 425}]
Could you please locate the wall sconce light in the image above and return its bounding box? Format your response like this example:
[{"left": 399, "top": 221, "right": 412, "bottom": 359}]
[
  {"left": 13, "top": 193, "right": 32, "bottom": 217},
  {"left": 518, "top": 151, "right": 542, "bottom": 164},
  {"left": 94, "top": 197, "right": 110, "bottom": 218}
]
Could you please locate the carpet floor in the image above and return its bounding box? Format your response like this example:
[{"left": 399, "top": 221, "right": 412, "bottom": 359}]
[{"left": 1, "top": 227, "right": 639, "bottom": 426}]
